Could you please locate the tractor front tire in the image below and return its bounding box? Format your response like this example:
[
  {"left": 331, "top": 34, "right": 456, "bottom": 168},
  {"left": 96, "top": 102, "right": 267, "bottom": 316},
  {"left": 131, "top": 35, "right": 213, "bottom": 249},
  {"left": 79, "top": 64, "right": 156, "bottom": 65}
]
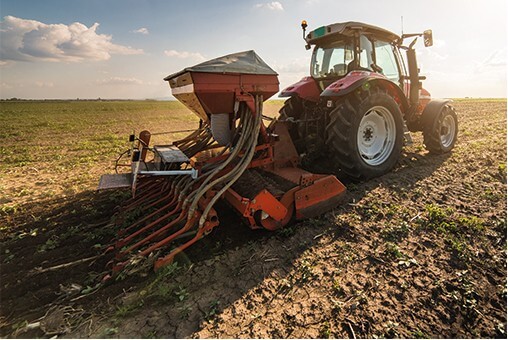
[
  {"left": 326, "top": 88, "right": 404, "bottom": 180},
  {"left": 423, "top": 105, "right": 458, "bottom": 154}
]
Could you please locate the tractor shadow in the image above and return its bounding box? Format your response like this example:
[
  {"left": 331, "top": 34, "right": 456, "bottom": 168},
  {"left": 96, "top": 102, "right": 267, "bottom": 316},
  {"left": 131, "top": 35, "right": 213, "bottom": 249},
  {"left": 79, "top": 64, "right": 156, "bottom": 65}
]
[
  {"left": 0, "top": 150, "right": 450, "bottom": 338},
  {"left": 119, "top": 149, "right": 451, "bottom": 338}
]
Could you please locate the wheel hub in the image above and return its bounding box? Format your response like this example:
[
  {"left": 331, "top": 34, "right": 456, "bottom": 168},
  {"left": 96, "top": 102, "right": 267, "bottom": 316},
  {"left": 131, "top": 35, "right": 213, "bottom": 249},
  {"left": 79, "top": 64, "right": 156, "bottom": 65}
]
[
  {"left": 363, "top": 126, "right": 374, "bottom": 142},
  {"left": 440, "top": 114, "right": 456, "bottom": 148},
  {"left": 357, "top": 106, "right": 396, "bottom": 166}
]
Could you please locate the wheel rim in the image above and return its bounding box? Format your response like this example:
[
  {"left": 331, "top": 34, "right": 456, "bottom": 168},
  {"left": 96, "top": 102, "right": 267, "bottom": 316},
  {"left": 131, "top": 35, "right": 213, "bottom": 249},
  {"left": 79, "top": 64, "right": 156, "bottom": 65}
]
[
  {"left": 440, "top": 114, "right": 456, "bottom": 148},
  {"left": 357, "top": 106, "right": 396, "bottom": 166}
]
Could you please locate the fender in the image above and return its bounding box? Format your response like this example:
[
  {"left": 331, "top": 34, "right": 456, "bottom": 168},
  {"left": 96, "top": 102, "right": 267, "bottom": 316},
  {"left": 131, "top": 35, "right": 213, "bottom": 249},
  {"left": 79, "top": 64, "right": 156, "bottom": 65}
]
[
  {"left": 279, "top": 76, "right": 321, "bottom": 102},
  {"left": 420, "top": 99, "right": 453, "bottom": 130},
  {"left": 418, "top": 88, "right": 432, "bottom": 112},
  {"left": 321, "top": 71, "right": 409, "bottom": 113}
]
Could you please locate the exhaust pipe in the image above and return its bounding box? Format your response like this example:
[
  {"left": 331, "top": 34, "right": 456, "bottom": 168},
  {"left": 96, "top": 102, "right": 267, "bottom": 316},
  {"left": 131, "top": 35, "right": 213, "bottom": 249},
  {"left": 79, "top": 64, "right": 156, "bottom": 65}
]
[{"left": 406, "top": 38, "right": 422, "bottom": 108}]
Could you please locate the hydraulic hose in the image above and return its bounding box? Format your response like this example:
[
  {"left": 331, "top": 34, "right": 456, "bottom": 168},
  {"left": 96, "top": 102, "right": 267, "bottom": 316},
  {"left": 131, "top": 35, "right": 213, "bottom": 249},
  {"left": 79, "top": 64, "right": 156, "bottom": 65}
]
[{"left": 199, "top": 95, "right": 263, "bottom": 227}]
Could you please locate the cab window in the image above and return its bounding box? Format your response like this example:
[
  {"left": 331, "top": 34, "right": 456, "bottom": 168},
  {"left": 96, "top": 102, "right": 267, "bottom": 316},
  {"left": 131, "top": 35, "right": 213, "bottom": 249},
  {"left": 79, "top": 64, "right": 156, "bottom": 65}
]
[
  {"left": 311, "top": 40, "right": 354, "bottom": 78},
  {"left": 374, "top": 40, "right": 400, "bottom": 83},
  {"left": 359, "top": 35, "right": 373, "bottom": 70}
]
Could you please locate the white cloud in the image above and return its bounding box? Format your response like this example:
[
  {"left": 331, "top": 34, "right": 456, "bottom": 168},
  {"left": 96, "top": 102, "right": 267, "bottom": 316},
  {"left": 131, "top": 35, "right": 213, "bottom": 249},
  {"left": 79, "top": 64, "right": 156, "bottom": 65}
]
[
  {"left": 164, "top": 49, "right": 206, "bottom": 61},
  {"left": 96, "top": 77, "right": 144, "bottom": 85},
  {"left": 254, "top": 1, "right": 284, "bottom": 11},
  {"left": 132, "top": 27, "right": 149, "bottom": 35},
  {"left": 0, "top": 15, "right": 143, "bottom": 63}
]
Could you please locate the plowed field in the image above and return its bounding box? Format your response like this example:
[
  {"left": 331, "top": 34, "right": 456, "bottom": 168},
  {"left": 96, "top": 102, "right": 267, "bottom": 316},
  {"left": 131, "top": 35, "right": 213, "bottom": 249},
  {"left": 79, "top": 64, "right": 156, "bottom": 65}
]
[{"left": 0, "top": 99, "right": 506, "bottom": 338}]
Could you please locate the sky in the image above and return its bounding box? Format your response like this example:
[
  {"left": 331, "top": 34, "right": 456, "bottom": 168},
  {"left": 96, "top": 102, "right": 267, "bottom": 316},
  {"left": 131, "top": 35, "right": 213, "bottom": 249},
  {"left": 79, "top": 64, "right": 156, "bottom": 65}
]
[{"left": 0, "top": 0, "right": 506, "bottom": 99}]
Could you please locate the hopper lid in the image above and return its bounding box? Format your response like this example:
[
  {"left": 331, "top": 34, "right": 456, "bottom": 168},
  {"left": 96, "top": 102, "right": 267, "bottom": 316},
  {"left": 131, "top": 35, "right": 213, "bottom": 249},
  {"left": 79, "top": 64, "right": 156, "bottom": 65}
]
[{"left": 164, "top": 50, "right": 278, "bottom": 81}]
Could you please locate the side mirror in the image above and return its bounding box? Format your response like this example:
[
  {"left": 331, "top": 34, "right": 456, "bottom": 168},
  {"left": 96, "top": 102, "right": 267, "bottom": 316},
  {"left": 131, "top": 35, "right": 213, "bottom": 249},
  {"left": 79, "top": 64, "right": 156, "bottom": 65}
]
[{"left": 423, "top": 29, "right": 433, "bottom": 47}]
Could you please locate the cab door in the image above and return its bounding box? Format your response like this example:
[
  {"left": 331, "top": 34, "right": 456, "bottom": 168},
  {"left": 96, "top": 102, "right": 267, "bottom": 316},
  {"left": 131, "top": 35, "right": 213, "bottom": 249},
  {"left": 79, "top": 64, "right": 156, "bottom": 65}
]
[{"left": 373, "top": 40, "right": 403, "bottom": 86}]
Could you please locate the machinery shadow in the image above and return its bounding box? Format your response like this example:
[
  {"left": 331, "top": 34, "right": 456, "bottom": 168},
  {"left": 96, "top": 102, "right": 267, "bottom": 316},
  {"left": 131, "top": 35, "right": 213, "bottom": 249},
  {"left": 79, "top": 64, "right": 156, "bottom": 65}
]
[{"left": 130, "top": 149, "right": 452, "bottom": 338}]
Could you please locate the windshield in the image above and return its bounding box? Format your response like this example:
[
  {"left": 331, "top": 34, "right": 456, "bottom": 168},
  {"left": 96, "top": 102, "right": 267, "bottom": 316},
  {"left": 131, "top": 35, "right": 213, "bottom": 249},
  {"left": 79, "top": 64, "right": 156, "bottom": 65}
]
[{"left": 311, "top": 40, "right": 354, "bottom": 78}]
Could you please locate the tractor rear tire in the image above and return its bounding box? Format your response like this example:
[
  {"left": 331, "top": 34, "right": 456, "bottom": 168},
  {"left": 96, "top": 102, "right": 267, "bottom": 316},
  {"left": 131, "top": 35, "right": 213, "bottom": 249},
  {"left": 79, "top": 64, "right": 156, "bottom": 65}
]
[
  {"left": 423, "top": 105, "right": 458, "bottom": 154},
  {"left": 326, "top": 87, "right": 404, "bottom": 180}
]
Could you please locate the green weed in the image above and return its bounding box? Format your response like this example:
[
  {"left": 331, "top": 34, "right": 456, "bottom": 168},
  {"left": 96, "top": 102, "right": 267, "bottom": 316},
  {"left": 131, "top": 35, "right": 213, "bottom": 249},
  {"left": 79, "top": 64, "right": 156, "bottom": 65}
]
[
  {"left": 482, "top": 188, "right": 502, "bottom": 202},
  {"left": 204, "top": 300, "right": 220, "bottom": 320},
  {"left": 381, "top": 222, "right": 410, "bottom": 242},
  {"left": 319, "top": 321, "right": 332, "bottom": 338},
  {"left": 115, "top": 300, "right": 144, "bottom": 318},
  {"left": 3, "top": 249, "right": 14, "bottom": 263},
  {"left": 178, "top": 305, "right": 192, "bottom": 319},
  {"left": 426, "top": 204, "right": 452, "bottom": 223},
  {"left": 385, "top": 242, "right": 404, "bottom": 259},
  {"left": 175, "top": 286, "right": 189, "bottom": 302},
  {"left": 297, "top": 259, "right": 317, "bottom": 282},
  {"left": 411, "top": 328, "right": 426, "bottom": 338},
  {"left": 37, "top": 236, "right": 59, "bottom": 252},
  {"left": 458, "top": 216, "right": 484, "bottom": 233},
  {"left": 101, "top": 327, "right": 118, "bottom": 336},
  {"left": 144, "top": 262, "right": 180, "bottom": 302},
  {"left": 1, "top": 204, "right": 19, "bottom": 215},
  {"left": 498, "top": 162, "right": 506, "bottom": 177}
]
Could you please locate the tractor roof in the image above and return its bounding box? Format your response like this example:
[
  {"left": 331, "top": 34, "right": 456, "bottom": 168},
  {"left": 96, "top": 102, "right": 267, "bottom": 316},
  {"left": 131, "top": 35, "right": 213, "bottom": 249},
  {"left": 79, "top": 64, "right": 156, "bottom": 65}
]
[{"left": 305, "top": 21, "right": 400, "bottom": 45}]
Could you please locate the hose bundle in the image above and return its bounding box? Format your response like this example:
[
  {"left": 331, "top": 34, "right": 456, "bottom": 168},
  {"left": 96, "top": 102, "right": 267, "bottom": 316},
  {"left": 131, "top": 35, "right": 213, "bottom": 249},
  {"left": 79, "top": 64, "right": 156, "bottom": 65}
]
[{"left": 111, "top": 95, "right": 264, "bottom": 273}]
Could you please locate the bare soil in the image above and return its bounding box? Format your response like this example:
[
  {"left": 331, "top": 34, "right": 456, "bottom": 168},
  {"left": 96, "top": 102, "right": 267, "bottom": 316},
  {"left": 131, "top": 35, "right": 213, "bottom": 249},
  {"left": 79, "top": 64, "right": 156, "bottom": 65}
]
[{"left": 0, "top": 99, "right": 506, "bottom": 338}]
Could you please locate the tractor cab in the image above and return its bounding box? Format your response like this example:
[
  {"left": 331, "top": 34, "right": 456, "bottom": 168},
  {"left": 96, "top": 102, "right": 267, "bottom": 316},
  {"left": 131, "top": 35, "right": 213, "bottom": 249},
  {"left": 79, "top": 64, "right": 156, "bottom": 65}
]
[{"left": 305, "top": 21, "right": 405, "bottom": 91}]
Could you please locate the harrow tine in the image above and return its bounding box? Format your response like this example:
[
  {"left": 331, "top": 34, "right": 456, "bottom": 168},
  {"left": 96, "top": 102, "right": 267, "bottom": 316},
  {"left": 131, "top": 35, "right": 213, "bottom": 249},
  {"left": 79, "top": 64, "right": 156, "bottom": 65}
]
[
  {"left": 121, "top": 179, "right": 165, "bottom": 211},
  {"left": 153, "top": 224, "right": 205, "bottom": 270},
  {"left": 118, "top": 209, "right": 188, "bottom": 258},
  {"left": 153, "top": 205, "right": 219, "bottom": 269},
  {"left": 117, "top": 180, "right": 180, "bottom": 235},
  {"left": 116, "top": 176, "right": 199, "bottom": 245},
  {"left": 137, "top": 180, "right": 176, "bottom": 211},
  {"left": 118, "top": 191, "right": 178, "bottom": 236},
  {"left": 115, "top": 201, "right": 184, "bottom": 250},
  {"left": 138, "top": 211, "right": 195, "bottom": 257}
]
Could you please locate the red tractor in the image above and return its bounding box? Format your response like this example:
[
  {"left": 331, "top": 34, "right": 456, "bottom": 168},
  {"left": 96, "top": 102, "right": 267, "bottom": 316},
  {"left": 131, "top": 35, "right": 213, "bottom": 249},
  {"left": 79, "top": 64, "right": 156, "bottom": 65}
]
[{"left": 279, "top": 21, "right": 458, "bottom": 179}]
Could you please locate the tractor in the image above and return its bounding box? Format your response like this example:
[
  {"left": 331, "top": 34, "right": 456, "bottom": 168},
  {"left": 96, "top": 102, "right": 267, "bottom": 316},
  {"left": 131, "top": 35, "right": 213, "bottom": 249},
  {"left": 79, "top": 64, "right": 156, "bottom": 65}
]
[
  {"left": 280, "top": 21, "right": 458, "bottom": 179},
  {"left": 98, "top": 21, "right": 458, "bottom": 274}
]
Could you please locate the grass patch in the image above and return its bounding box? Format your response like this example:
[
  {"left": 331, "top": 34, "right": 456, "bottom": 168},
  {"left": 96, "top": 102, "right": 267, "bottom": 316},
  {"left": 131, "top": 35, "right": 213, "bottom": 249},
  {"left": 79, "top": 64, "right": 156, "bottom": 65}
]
[
  {"left": 0, "top": 100, "right": 200, "bottom": 205},
  {"left": 144, "top": 262, "right": 180, "bottom": 301},
  {"left": 381, "top": 222, "right": 410, "bottom": 243},
  {"left": 384, "top": 242, "right": 404, "bottom": 259},
  {"left": 416, "top": 204, "right": 488, "bottom": 263}
]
